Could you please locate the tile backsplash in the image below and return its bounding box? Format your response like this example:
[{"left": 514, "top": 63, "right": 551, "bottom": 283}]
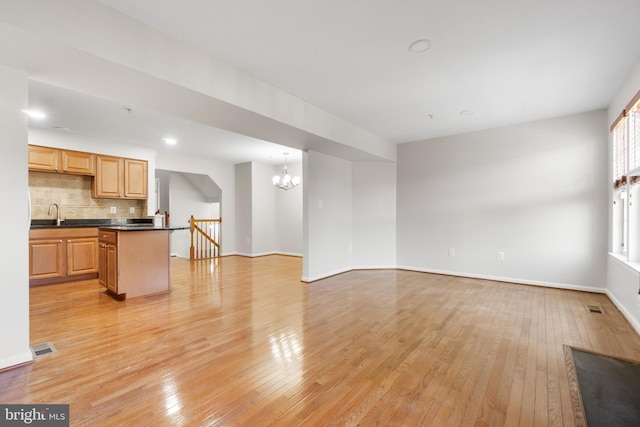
[{"left": 29, "top": 171, "right": 147, "bottom": 220}]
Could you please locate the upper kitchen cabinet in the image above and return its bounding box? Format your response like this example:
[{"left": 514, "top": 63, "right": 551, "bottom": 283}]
[
  {"left": 61, "top": 149, "right": 95, "bottom": 175},
  {"left": 28, "top": 145, "right": 95, "bottom": 175},
  {"left": 93, "top": 155, "right": 148, "bottom": 200},
  {"left": 124, "top": 158, "right": 148, "bottom": 199},
  {"left": 28, "top": 145, "right": 58, "bottom": 172}
]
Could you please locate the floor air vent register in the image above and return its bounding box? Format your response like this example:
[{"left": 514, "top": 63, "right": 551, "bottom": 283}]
[
  {"left": 586, "top": 304, "right": 603, "bottom": 314},
  {"left": 30, "top": 342, "right": 57, "bottom": 359}
]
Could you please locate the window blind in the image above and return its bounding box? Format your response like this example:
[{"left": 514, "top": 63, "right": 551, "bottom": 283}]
[
  {"left": 612, "top": 117, "right": 627, "bottom": 188},
  {"left": 630, "top": 102, "right": 640, "bottom": 172},
  {"left": 611, "top": 90, "right": 640, "bottom": 188}
]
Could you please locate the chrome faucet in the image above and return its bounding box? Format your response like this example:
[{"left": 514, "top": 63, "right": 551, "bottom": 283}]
[{"left": 48, "top": 203, "right": 61, "bottom": 226}]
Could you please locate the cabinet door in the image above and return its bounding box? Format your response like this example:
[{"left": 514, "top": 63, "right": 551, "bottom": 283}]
[
  {"left": 98, "top": 242, "right": 108, "bottom": 288},
  {"left": 29, "top": 239, "right": 64, "bottom": 280},
  {"left": 61, "top": 150, "right": 95, "bottom": 175},
  {"left": 28, "top": 146, "right": 59, "bottom": 172},
  {"left": 67, "top": 238, "right": 99, "bottom": 276},
  {"left": 124, "top": 159, "right": 148, "bottom": 199},
  {"left": 94, "top": 155, "right": 122, "bottom": 198},
  {"left": 106, "top": 244, "right": 118, "bottom": 293}
]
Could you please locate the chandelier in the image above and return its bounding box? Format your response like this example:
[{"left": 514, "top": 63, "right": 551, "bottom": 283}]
[{"left": 272, "top": 153, "right": 300, "bottom": 191}]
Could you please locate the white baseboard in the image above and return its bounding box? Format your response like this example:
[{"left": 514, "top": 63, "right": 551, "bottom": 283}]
[
  {"left": 301, "top": 267, "right": 353, "bottom": 283},
  {"left": 606, "top": 290, "right": 640, "bottom": 336},
  {"left": 395, "top": 265, "right": 607, "bottom": 294},
  {"left": 351, "top": 264, "right": 397, "bottom": 271},
  {"left": 227, "top": 251, "right": 302, "bottom": 258},
  {"left": 0, "top": 350, "right": 33, "bottom": 371}
]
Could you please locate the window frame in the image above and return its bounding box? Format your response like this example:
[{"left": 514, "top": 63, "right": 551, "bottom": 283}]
[{"left": 611, "top": 90, "right": 640, "bottom": 259}]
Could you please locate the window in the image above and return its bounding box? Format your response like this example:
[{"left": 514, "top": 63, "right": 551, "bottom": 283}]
[
  {"left": 630, "top": 101, "right": 640, "bottom": 171},
  {"left": 611, "top": 90, "right": 640, "bottom": 259},
  {"left": 612, "top": 119, "right": 626, "bottom": 188}
]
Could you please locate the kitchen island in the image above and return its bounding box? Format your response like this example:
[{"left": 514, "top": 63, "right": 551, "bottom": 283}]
[
  {"left": 30, "top": 218, "right": 188, "bottom": 300},
  {"left": 98, "top": 226, "right": 174, "bottom": 300}
]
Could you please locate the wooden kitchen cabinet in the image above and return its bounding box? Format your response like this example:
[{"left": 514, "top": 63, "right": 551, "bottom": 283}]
[
  {"left": 29, "top": 228, "right": 99, "bottom": 285},
  {"left": 29, "top": 238, "right": 65, "bottom": 280},
  {"left": 98, "top": 230, "right": 118, "bottom": 294},
  {"left": 61, "top": 149, "right": 95, "bottom": 175},
  {"left": 124, "top": 158, "right": 148, "bottom": 199},
  {"left": 28, "top": 145, "right": 60, "bottom": 172},
  {"left": 29, "top": 145, "right": 147, "bottom": 199},
  {"left": 93, "top": 155, "right": 148, "bottom": 199},
  {"left": 67, "top": 237, "right": 100, "bottom": 275},
  {"left": 28, "top": 145, "right": 95, "bottom": 175},
  {"left": 94, "top": 155, "right": 122, "bottom": 198}
]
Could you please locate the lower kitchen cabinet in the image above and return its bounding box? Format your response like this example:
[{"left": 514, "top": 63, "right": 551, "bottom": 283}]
[
  {"left": 98, "top": 228, "right": 170, "bottom": 300},
  {"left": 29, "top": 238, "right": 64, "bottom": 280},
  {"left": 29, "top": 228, "right": 99, "bottom": 285},
  {"left": 98, "top": 230, "right": 118, "bottom": 294}
]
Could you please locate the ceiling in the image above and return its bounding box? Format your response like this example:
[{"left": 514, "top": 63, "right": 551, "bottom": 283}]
[
  {"left": 28, "top": 81, "right": 302, "bottom": 165},
  {"left": 26, "top": 0, "right": 640, "bottom": 164}
]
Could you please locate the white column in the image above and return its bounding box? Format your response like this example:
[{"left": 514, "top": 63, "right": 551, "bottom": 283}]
[{"left": 0, "top": 65, "right": 31, "bottom": 368}]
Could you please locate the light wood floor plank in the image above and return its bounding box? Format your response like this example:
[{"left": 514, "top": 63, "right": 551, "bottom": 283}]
[{"left": 1, "top": 255, "right": 640, "bottom": 426}]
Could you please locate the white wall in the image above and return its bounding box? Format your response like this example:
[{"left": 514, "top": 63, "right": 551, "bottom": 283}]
[
  {"left": 155, "top": 169, "right": 171, "bottom": 215},
  {"left": 157, "top": 153, "right": 236, "bottom": 255},
  {"left": 251, "top": 162, "right": 277, "bottom": 256},
  {"left": 397, "top": 110, "right": 609, "bottom": 291},
  {"left": 0, "top": 65, "right": 31, "bottom": 369},
  {"left": 607, "top": 59, "right": 640, "bottom": 333},
  {"left": 233, "top": 160, "right": 303, "bottom": 257},
  {"left": 167, "top": 172, "right": 218, "bottom": 258},
  {"left": 609, "top": 60, "right": 640, "bottom": 124},
  {"left": 275, "top": 161, "right": 303, "bottom": 256},
  {"left": 352, "top": 162, "right": 397, "bottom": 268},
  {"left": 234, "top": 162, "right": 252, "bottom": 255},
  {"left": 303, "top": 151, "right": 353, "bottom": 281}
]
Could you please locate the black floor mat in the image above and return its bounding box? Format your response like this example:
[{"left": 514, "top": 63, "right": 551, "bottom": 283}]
[{"left": 565, "top": 346, "right": 640, "bottom": 427}]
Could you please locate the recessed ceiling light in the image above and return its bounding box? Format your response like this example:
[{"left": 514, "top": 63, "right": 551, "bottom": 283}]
[
  {"left": 163, "top": 137, "right": 177, "bottom": 145},
  {"left": 459, "top": 110, "right": 475, "bottom": 116},
  {"left": 21, "top": 109, "right": 47, "bottom": 120},
  {"left": 408, "top": 39, "right": 432, "bottom": 53}
]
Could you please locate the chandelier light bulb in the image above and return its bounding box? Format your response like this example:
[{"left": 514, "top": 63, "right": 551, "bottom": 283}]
[{"left": 273, "top": 153, "right": 300, "bottom": 191}]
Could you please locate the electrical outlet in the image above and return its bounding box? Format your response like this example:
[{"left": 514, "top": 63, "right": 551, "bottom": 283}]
[
  {"left": 448, "top": 248, "right": 455, "bottom": 257},
  {"left": 129, "top": 207, "right": 135, "bottom": 214},
  {"left": 110, "top": 206, "right": 116, "bottom": 214},
  {"left": 497, "top": 251, "right": 505, "bottom": 261}
]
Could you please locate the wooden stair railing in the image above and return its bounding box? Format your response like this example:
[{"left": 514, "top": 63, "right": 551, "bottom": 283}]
[{"left": 190, "top": 216, "right": 221, "bottom": 260}]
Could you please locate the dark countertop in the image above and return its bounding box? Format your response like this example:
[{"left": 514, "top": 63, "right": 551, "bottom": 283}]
[
  {"left": 99, "top": 225, "right": 189, "bottom": 232},
  {"left": 31, "top": 218, "right": 189, "bottom": 232}
]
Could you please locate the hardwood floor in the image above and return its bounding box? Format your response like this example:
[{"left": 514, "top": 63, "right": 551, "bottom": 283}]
[{"left": 2, "top": 255, "right": 639, "bottom": 426}]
